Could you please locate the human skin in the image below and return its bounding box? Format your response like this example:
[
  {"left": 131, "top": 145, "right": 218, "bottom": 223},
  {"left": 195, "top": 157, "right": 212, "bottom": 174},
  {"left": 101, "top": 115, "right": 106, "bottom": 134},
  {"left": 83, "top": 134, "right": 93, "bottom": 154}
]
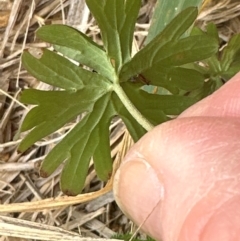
[{"left": 113, "top": 72, "right": 240, "bottom": 241}]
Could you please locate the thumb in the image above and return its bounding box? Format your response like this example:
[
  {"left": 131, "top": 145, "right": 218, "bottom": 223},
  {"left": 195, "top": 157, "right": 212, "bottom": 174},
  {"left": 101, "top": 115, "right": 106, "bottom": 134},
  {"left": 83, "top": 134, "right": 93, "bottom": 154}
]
[
  {"left": 114, "top": 118, "right": 240, "bottom": 241},
  {"left": 113, "top": 72, "right": 240, "bottom": 241}
]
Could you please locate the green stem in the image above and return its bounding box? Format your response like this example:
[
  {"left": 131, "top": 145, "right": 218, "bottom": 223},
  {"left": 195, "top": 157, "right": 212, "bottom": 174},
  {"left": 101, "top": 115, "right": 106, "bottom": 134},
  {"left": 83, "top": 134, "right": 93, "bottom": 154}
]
[{"left": 113, "top": 83, "right": 154, "bottom": 132}]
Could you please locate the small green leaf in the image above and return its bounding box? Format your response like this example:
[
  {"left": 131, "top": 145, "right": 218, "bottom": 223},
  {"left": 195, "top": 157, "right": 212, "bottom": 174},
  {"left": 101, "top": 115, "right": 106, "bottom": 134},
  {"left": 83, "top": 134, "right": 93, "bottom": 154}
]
[
  {"left": 37, "top": 25, "right": 114, "bottom": 80},
  {"left": 146, "top": 0, "right": 203, "bottom": 44},
  {"left": 221, "top": 61, "right": 240, "bottom": 80},
  {"left": 86, "top": 0, "right": 141, "bottom": 71},
  {"left": 220, "top": 34, "right": 240, "bottom": 71},
  {"left": 19, "top": 2, "right": 222, "bottom": 196}
]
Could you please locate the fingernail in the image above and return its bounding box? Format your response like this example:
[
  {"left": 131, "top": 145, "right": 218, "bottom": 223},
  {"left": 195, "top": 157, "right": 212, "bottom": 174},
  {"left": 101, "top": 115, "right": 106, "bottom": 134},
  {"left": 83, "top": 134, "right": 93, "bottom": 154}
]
[{"left": 113, "top": 158, "right": 164, "bottom": 232}]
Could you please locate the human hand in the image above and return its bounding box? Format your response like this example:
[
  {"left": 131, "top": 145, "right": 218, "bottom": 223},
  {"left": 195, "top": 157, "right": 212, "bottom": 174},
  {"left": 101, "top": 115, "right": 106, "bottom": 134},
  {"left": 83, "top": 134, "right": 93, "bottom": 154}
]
[{"left": 113, "top": 72, "right": 240, "bottom": 241}]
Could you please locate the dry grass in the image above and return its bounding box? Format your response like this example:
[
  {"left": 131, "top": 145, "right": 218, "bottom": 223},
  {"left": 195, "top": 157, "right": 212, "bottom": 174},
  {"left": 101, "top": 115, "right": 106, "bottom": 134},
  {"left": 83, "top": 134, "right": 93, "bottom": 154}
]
[{"left": 0, "top": 0, "right": 240, "bottom": 240}]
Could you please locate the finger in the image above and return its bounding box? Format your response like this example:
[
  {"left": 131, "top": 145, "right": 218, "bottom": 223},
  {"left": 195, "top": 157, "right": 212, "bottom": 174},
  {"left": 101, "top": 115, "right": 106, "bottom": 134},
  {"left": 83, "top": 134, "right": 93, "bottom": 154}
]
[{"left": 114, "top": 117, "right": 240, "bottom": 241}]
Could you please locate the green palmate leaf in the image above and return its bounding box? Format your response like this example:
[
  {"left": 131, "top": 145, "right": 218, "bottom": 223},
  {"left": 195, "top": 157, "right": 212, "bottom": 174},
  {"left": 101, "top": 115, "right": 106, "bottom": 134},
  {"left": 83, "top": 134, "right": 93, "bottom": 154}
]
[
  {"left": 20, "top": 51, "right": 151, "bottom": 194},
  {"left": 86, "top": 0, "right": 141, "bottom": 71},
  {"left": 19, "top": 5, "right": 222, "bottom": 195},
  {"left": 20, "top": 0, "right": 152, "bottom": 193},
  {"left": 220, "top": 34, "right": 240, "bottom": 72},
  {"left": 37, "top": 25, "right": 114, "bottom": 80},
  {"left": 120, "top": 34, "right": 219, "bottom": 81},
  {"left": 146, "top": 0, "right": 203, "bottom": 44}
]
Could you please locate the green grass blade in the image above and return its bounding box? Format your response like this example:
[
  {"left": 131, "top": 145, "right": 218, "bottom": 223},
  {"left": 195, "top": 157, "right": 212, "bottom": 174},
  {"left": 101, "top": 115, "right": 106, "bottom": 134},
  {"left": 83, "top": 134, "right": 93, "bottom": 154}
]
[
  {"left": 146, "top": 0, "right": 203, "bottom": 44},
  {"left": 145, "top": 7, "right": 198, "bottom": 51}
]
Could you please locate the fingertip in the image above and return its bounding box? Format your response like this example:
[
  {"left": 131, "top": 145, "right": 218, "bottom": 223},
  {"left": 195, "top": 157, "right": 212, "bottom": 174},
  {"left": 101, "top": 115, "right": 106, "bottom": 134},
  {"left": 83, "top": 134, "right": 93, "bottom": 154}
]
[{"left": 113, "top": 158, "right": 165, "bottom": 240}]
